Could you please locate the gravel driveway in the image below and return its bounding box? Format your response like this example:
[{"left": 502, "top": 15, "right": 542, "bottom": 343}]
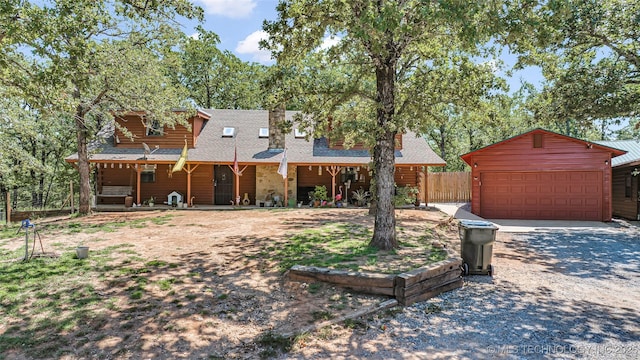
[{"left": 282, "top": 221, "right": 640, "bottom": 359}]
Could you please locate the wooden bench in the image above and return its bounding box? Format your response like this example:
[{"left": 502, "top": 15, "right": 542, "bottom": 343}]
[{"left": 97, "top": 186, "right": 132, "bottom": 199}]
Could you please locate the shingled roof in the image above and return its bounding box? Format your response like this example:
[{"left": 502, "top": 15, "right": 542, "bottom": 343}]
[{"left": 69, "top": 109, "right": 445, "bottom": 166}]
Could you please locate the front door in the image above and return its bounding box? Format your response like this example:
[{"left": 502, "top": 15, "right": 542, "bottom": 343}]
[{"left": 214, "top": 165, "right": 234, "bottom": 205}]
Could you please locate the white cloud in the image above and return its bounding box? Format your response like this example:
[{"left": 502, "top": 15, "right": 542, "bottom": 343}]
[
  {"left": 235, "top": 30, "right": 273, "bottom": 63},
  {"left": 189, "top": 32, "right": 200, "bottom": 40},
  {"left": 320, "top": 36, "right": 341, "bottom": 50},
  {"left": 197, "top": 0, "right": 256, "bottom": 19}
]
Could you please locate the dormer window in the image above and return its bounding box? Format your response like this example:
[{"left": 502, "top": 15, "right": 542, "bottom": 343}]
[
  {"left": 259, "top": 128, "right": 269, "bottom": 138},
  {"left": 294, "top": 128, "right": 306, "bottom": 138},
  {"left": 146, "top": 120, "right": 163, "bottom": 136},
  {"left": 222, "top": 127, "right": 236, "bottom": 138}
]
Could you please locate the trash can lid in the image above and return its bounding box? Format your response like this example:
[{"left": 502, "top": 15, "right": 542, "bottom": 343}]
[{"left": 459, "top": 219, "right": 498, "bottom": 229}]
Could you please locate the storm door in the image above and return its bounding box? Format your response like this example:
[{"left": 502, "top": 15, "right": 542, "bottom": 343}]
[{"left": 214, "top": 165, "right": 234, "bottom": 205}]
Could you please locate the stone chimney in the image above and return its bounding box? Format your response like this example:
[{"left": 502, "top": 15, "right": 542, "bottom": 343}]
[{"left": 268, "top": 103, "right": 286, "bottom": 151}]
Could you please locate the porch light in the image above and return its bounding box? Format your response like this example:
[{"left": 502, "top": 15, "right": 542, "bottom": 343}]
[
  {"left": 318, "top": 166, "right": 322, "bottom": 175},
  {"left": 474, "top": 163, "right": 478, "bottom": 168}
]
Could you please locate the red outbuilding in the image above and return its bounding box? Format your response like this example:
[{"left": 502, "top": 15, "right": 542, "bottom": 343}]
[{"left": 460, "top": 129, "right": 626, "bottom": 221}]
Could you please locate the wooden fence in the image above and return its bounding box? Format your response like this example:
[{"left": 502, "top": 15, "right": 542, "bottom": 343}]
[{"left": 428, "top": 172, "right": 471, "bottom": 203}]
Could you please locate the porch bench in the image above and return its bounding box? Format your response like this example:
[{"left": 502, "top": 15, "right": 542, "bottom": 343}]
[{"left": 97, "top": 186, "right": 132, "bottom": 200}]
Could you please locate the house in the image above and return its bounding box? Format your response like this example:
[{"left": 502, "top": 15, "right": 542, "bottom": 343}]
[
  {"left": 66, "top": 109, "right": 445, "bottom": 207},
  {"left": 594, "top": 140, "right": 640, "bottom": 220},
  {"left": 460, "top": 128, "right": 626, "bottom": 221}
]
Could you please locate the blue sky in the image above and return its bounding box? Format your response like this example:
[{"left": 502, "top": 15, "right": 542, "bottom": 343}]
[
  {"left": 191, "top": 0, "right": 279, "bottom": 63},
  {"left": 191, "top": 0, "right": 544, "bottom": 92}
]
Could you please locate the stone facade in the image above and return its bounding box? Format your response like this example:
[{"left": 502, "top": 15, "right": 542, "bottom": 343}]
[
  {"left": 255, "top": 165, "right": 297, "bottom": 206},
  {"left": 268, "top": 105, "right": 286, "bottom": 150}
]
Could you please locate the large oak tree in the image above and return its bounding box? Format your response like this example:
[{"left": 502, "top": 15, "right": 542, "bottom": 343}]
[
  {"left": 263, "top": 0, "right": 505, "bottom": 249},
  {"left": 0, "top": 0, "right": 202, "bottom": 214}
]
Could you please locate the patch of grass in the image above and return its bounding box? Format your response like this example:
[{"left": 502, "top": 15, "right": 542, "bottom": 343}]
[
  {"left": 307, "top": 282, "right": 323, "bottom": 294},
  {"left": 310, "top": 310, "right": 334, "bottom": 322},
  {"left": 424, "top": 303, "right": 442, "bottom": 314},
  {"left": 217, "top": 293, "right": 228, "bottom": 300},
  {"left": 264, "top": 221, "right": 448, "bottom": 273},
  {"left": 150, "top": 215, "right": 172, "bottom": 225},
  {"left": 0, "top": 224, "right": 22, "bottom": 240},
  {"left": 427, "top": 248, "right": 447, "bottom": 262},
  {"left": 40, "top": 215, "right": 173, "bottom": 236},
  {"left": 145, "top": 259, "right": 167, "bottom": 267},
  {"left": 257, "top": 332, "right": 293, "bottom": 359},
  {"left": 0, "top": 248, "right": 124, "bottom": 357},
  {"left": 267, "top": 223, "right": 380, "bottom": 272},
  {"left": 157, "top": 278, "right": 175, "bottom": 291},
  {"left": 343, "top": 318, "right": 367, "bottom": 330}
]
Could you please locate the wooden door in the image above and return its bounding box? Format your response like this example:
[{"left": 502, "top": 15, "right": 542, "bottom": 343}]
[{"left": 214, "top": 165, "right": 233, "bottom": 205}]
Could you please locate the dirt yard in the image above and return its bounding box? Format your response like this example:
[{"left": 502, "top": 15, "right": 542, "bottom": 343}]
[{"left": 0, "top": 208, "right": 457, "bottom": 359}]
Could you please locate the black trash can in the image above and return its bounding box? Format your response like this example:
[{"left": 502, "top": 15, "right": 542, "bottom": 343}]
[{"left": 459, "top": 220, "right": 498, "bottom": 276}]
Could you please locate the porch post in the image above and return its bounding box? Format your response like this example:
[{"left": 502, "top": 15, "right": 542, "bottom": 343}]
[
  {"left": 327, "top": 166, "right": 342, "bottom": 201},
  {"left": 136, "top": 165, "right": 141, "bottom": 205},
  {"left": 235, "top": 172, "right": 240, "bottom": 205},
  {"left": 423, "top": 169, "right": 428, "bottom": 204},
  {"left": 70, "top": 180, "right": 74, "bottom": 214},
  {"left": 284, "top": 175, "right": 288, "bottom": 207},
  {"left": 187, "top": 164, "right": 192, "bottom": 207}
]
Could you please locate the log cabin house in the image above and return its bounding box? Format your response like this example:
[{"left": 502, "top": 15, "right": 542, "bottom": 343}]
[{"left": 66, "top": 109, "right": 446, "bottom": 208}]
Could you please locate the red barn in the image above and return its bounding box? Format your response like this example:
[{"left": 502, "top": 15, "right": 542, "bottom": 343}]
[{"left": 460, "top": 129, "right": 626, "bottom": 221}]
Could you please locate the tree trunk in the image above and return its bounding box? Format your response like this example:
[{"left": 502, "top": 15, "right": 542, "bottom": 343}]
[
  {"left": 75, "top": 106, "right": 91, "bottom": 215},
  {"left": 369, "top": 59, "right": 397, "bottom": 250}
]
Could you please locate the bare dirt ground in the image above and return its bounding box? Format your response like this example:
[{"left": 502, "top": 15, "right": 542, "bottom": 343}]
[{"left": 0, "top": 208, "right": 456, "bottom": 359}]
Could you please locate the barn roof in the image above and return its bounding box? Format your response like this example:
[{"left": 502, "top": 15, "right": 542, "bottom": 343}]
[{"left": 460, "top": 128, "right": 626, "bottom": 166}]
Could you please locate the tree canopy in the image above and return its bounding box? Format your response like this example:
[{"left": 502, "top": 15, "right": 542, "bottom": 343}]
[
  {"left": 174, "top": 26, "right": 268, "bottom": 109},
  {"left": 0, "top": 0, "right": 203, "bottom": 214},
  {"left": 507, "top": 0, "right": 639, "bottom": 125},
  {"left": 264, "top": 0, "right": 506, "bottom": 249}
]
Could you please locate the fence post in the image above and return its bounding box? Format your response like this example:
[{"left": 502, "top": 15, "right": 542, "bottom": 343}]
[
  {"left": 6, "top": 191, "right": 10, "bottom": 225},
  {"left": 70, "top": 181, "right": 74, "bottom": 214}
]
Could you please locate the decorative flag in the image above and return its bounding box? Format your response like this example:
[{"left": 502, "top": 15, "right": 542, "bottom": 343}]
[
  {"left": 233, "top": 145, "right": 239, "bottom": 174},
  {"left": 171, "top": 140, "right": 188, "bottom": 173},
  {"left": 277, "top": 149, "right": 288, "bottom": 179}
]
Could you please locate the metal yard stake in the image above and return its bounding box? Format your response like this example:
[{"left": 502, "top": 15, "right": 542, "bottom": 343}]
[{"left": 17, "top": 219, "right": 44, "bottom": 261}]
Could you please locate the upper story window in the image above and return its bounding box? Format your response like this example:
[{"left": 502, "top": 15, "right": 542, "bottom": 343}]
[
  {"left": 259, "top": 128, "right": 269, "bottom": 138},
  {"left": 146, "top": 120, "right": 163, "bottom": 136}
]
